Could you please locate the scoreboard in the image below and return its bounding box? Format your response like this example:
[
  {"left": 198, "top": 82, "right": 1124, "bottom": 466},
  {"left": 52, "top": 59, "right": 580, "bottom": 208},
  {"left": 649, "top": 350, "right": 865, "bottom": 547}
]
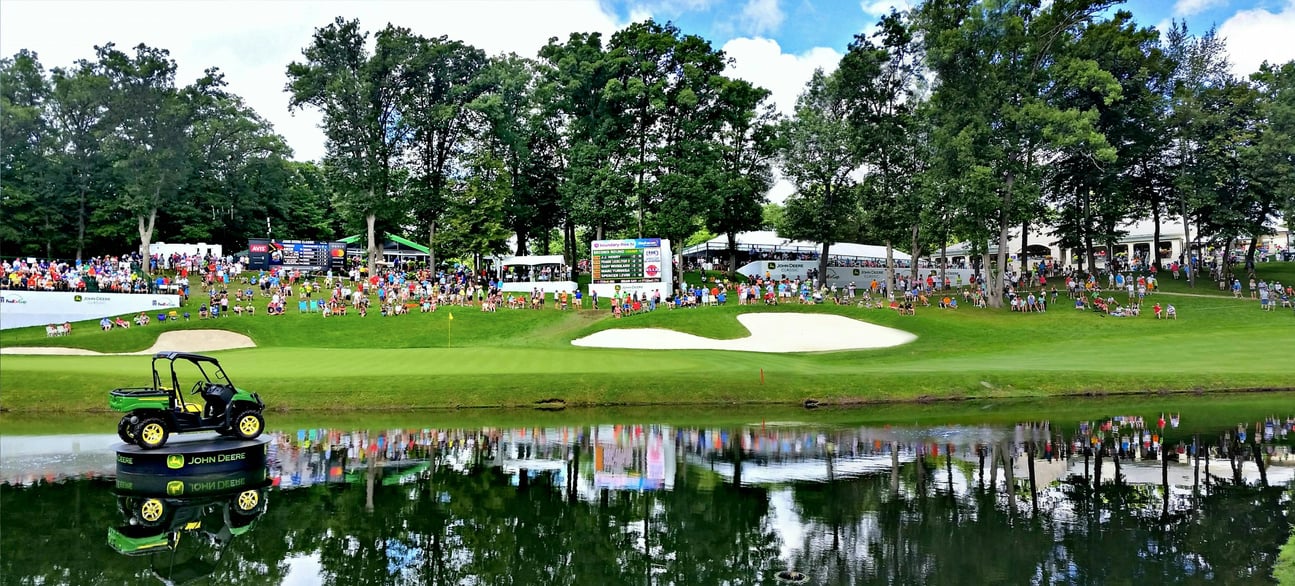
[
  {"left": 591, "top": 239, "right": 664, "bottom": 284},
  {"left": 589, "top": 238, "right": 673, "bottom": 299},
  {"left": 248, "top": 239, "right": 346, "bottom": 272}
]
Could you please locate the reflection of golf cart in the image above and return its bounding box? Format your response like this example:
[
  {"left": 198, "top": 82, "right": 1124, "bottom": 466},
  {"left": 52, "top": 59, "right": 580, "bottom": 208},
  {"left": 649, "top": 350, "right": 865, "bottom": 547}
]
[
  {"left": 107, "top": 471, "right": 270, "bottom": 584},
  {"left": 110, "top": 352, "right": 265, "bottom": 450}
]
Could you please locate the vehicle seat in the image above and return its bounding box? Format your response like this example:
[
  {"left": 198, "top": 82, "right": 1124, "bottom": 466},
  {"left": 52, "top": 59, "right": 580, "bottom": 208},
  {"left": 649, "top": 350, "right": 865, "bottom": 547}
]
[{"left": 182, "top": 402, "right": 203, "bottom": 414}]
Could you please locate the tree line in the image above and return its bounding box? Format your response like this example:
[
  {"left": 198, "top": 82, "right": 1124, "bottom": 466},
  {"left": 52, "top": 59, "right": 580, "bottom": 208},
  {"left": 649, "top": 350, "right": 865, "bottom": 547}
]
[{"left": 3, "top": 2, "right": 1292, "bottom": 307}]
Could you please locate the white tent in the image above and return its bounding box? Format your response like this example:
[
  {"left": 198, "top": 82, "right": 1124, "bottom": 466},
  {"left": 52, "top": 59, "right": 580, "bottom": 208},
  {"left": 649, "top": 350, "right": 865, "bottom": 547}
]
[
  {"left": 499, "top": 255, "right": 566, "bottom": 267},
  {"left": 682, "top": 231, "right": 910, "bottom": 261}
]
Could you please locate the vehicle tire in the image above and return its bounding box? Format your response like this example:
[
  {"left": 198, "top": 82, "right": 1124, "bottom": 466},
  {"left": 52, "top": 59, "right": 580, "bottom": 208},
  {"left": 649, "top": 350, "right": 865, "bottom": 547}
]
[
  {"left": 134, "top": 418, "right": 170, "bottom": 450},
  {"left": 117, "top": 417, "right": 135, "bottom": 443},
  {"left": 138, "top": 498, "right": 167, "bottom": 526},
  {"left": 233, "top": 411, "right": 263, "bottom": 440},
  {"left": 234, "top": 489, "right": 261, "bottom": 513}
]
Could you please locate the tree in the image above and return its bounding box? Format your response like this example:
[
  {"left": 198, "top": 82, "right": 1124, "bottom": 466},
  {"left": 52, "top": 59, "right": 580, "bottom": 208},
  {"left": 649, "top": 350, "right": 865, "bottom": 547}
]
[
  {"left": 705, "top": 77, "right": 779, "bottom": 277},
  {"left": 1163, "top": 22, "right": 1231, "bottom": 286},
  {"left": 287, "top": 18, "right": 412, "bottom": 276},
  {"left": 838, "top": 9, "right": 925, "bottom": 291},
  {"left": 778, "top": 69, "right": 861, "bottom": 284},
  {"left": 96, "top": 43, "right": 199, "bottom": 268},
  {"left": 402, "top": 33, "right": 487, "bottom": 272},
  {"left": 919, "top": 0, "right": 1118, "bottom": 307},
  {"left": 47, "top": 58, "right": 110, "bottom": 260},
  {"left": 0, "top": 50, "right": 63, "bottom": 258}
]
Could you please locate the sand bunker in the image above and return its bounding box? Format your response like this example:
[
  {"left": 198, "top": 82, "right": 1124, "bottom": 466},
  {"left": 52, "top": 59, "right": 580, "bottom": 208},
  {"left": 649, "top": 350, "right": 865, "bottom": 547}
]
[
  {"left": 571, "top": 313, "right": 916, "bottom": 353},
  {"left": 0, "top": 329, "right": 256, "bottom": 356}
]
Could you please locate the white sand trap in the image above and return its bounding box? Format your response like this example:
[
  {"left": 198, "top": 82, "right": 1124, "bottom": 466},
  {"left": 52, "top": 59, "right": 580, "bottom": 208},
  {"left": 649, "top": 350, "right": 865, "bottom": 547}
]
[
  {"left": 0, "top": 329, "right": 256, "bottom": 356},
  {"left": 571, "top": 313, "right": 916, "bottom": 353}
]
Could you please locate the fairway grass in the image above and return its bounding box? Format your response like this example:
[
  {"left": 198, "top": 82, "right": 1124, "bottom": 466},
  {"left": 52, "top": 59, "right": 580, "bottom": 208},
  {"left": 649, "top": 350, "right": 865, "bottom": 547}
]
[{"left": 2, "top": 264, "right": 1293, "bottom": 412}]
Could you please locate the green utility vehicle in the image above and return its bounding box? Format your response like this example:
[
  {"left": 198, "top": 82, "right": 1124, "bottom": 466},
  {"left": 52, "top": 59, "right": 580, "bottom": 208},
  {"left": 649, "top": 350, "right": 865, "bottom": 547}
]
[{"left": 110, "top": 352, "right": 264, "bottom": 449}]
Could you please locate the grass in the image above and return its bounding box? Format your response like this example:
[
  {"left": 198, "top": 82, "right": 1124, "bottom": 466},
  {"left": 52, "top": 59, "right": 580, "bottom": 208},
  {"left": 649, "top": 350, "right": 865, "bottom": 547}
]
[{"left": 1, "top": 264, "right": 1292, "bottom": 412}]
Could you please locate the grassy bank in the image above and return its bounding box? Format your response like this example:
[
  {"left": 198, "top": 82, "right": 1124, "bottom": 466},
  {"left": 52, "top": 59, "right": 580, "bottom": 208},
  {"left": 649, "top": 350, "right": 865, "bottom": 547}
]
[{"left": 1, "top": 265, "right": 1292, "bottom": 412}]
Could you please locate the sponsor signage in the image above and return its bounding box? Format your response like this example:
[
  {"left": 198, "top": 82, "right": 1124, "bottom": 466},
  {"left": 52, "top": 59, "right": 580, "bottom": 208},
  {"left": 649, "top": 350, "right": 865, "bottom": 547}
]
[{"left": 0, "top": 291, "right": 181, "bottom": 330}]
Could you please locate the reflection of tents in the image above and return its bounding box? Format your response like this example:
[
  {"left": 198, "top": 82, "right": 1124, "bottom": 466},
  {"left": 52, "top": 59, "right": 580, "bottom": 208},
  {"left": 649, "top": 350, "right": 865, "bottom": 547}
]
[{"left": 340, "top": 233, "right": 431, "bottom": 262}]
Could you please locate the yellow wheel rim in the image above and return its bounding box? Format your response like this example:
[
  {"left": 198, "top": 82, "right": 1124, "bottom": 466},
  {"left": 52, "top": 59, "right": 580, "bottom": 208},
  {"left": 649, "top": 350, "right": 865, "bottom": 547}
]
[
  {"left": 238, "top": 415, "right": 260, "bottom": 436},
  {"left": 140, "top": 423, "right": 165, "bottom": 445},
  {"left": 141, "top": 499, "right": 164, "bottom": 522},
  {"left": 236, "top": 490, "right": 259, "bottom": 511}
]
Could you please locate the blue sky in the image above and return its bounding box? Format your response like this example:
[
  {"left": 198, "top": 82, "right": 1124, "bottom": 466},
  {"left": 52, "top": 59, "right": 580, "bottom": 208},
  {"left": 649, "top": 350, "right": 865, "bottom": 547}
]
[
  {"left": 595, "top": 0, "right": 1294, "bottom": 58},
  {"left": 3, "top": 0, "right": 1290, "bottom": 164}
]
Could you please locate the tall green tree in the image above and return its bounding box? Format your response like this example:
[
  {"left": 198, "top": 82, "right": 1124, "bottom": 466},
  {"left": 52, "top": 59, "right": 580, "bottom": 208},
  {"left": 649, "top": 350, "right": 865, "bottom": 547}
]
[
  {"left": 1163, "top": 22, "right": 1231, "bottom": 286},
  {"left": 0, "top": 50, "right": 63, "bottom": 258},
  {"left": 47, "top": 58, "right": 110, "bottom": 260},
  {"left": 919, "top": 0, "right": 1117, "bottom": 306},
  {"left": 837, "top": 9, "right": 925, "bottom": 289},
  {"left": 705, "top": 77, "right": 779, "bottom": 277},
  {"left": 96, "top": 43, "right": 200, "bottom": 268},
  {"left": 287, "top": 18, "right": 412, "bottom": 276},
  {"left": 778, "top": 69, "right": 861, "bottom": 283},
  {"left": 402, "top": 33, "right": 487, "bottom": 271}
]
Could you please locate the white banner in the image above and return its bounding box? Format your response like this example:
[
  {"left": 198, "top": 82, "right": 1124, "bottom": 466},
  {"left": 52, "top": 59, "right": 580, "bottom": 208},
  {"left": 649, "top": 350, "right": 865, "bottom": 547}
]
[
  {"left": 0, "top": 291, "right": 182, "bottom": 330},
  {"left": 737, "top": 261, "right": 981, "bottom": 289}
]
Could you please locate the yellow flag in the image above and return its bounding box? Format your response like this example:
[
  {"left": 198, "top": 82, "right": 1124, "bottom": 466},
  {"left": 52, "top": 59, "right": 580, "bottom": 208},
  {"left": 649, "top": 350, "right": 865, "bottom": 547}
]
[{"left": 448, "top": 312, "right": 454, "bottom": 321}]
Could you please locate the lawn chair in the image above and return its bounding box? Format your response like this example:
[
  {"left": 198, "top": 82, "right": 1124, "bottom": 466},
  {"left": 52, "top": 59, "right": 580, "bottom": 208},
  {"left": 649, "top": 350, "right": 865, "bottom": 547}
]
[{"left": 298, "top": 300, "right": 308, "bottom": 313}]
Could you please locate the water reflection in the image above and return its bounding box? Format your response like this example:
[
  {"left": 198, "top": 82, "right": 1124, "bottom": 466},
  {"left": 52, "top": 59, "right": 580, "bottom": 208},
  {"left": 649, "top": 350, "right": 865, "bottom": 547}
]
[{"left": 1, "top": 415, "right": 1292, "bottom": 585}]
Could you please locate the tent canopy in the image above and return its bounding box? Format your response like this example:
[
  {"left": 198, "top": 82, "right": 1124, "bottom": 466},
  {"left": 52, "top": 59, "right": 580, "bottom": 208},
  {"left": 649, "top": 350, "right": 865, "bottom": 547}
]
[
  {"left": 682, "top": 231, "right": 910, "bottom": 261},
  {"left": 340, "top": 232, "right": 430, "bottom": 256},
  {"left": 500, "top": 255, "right": 566, "bottom": 267}
]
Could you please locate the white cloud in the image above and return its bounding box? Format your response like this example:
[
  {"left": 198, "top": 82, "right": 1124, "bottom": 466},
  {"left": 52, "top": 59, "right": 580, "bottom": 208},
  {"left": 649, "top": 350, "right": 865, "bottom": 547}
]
[
  {"left": 1219, "top": 1, "right": 1295, "bottom": 76},
  {"left": 0, "top": 0, "right": 626, "bottom": 162},
  {"left": 721, "top": 37, "right": 841, "bottom": 117},
  {"left": 1172, "top": 0, "right": 1228, "bottom": 18},
  {"left": 722, "top": 37, "right": 841, "bottom": 204},
  {"left": 739, "top": 0, "right": 785, "bottom": 35},
  {"left": 861, "top": 0, "right": 914, "bottom": 18}
]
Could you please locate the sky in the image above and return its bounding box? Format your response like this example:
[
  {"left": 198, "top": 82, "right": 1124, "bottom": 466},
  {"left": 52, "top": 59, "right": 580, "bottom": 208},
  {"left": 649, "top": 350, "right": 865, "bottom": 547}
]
[{"left": 2, "top": 0, "right": 1293, "bottom": 173}]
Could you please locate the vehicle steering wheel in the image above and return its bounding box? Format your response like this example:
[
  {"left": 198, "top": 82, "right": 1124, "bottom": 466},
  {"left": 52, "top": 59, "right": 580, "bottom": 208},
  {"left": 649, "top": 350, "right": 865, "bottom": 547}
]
[{"left": 191, "top": 381, "right": 207, "bottom": 395}]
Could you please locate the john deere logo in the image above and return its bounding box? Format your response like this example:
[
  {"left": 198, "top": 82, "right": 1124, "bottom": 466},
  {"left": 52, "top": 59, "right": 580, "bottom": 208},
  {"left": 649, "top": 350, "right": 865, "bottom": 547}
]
[
  {"left": 166, "top": 481, "right": 185, "bottom": 496},
  {"left": 166, "top": 455, "right": 185, "bottom": 470},
  {"left": 767, "top": 262, "right": 776, "bottom": 270},
  {"left": 74, "top": 295, "right": 83, "bottom": 302},
  {"left": 853, "top": 269, "right": 860, "bottom": 276}
]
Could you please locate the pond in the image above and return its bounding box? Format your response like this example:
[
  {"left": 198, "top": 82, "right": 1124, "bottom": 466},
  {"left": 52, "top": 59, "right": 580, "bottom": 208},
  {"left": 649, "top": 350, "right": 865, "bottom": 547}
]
[{"left": 2, "top": 395, "right": 1293, "bottom": 585}]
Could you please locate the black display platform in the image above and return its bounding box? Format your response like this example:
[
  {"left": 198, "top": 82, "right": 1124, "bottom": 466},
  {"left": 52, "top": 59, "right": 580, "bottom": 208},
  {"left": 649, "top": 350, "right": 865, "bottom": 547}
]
[
  {"left": 115, "top": 437, "right": 269, "bottom": 476},
  {"left": 115, "top": 467, "right": 271, "bottom": 497}
]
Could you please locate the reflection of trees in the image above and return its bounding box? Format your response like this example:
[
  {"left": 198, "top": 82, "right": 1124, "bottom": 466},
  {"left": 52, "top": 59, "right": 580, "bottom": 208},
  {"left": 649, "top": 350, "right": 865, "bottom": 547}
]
[{"left": 3, "top": 432, "right": 1291, "bottom": 585}]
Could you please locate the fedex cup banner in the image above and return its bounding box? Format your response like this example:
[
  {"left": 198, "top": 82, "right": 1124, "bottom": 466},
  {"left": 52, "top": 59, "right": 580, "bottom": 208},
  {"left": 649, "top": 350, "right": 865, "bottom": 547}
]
[
  {"left": 589, "top": 238, "right": 674, "bottom": 299},
  {"left": 0, "top": 291, "right": 182, "bottom": 330}
]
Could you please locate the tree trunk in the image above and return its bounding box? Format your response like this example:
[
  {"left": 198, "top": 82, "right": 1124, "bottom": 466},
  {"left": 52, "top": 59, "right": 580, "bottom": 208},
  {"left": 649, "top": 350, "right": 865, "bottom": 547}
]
[
  {"left": 1151, "top": 198, "right": 1162, "bottom": 271},
  {"left": 137, "top": 209, "right": 157, "bottom": 274},
  {"left": 991, "top": 174, "right": 1014, "bottom": 308},
  {"left": 1244, "top": 235, "right": 1258, "bottom": 281},
  {"left": 817, "top": 240, "right": 830, "bottom": 290},
  {"left": 366, "top": 212, "right": 378, "bottom": 277},
  {"left": 76, "top": 185, "right": 87, "bottom": 262},
  {"left": 515, "top": 230, "right": 528, "bottom": 257},
  {"left": 909, "top": 224, "right": 921, "bottom": 283},
  {"left": 427, "top": 220, "right": 437, "bottom": 272},
  {"left": 727, "top": 232, "right": 738, "bottom": 279},
  {"left": 885, "top": 241, "right": 895, "bottom": 298},
  {"left": 1020, "top": 219, "right": 1030, "bottom": 281},
  {"left": 1180, "top": 200, "right": 1195, "bottom": 288},
  {"left": 1084, "top": 232, "right": 1096, "bottom": 280}
]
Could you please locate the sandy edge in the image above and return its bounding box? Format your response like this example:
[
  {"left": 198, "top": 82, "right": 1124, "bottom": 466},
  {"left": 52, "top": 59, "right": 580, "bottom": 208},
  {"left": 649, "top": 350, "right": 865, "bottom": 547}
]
[
  {"left": 0, "top": 329, "right": 256, "bottom": 356},
  {"left": 571, "top": 313, "right": 916, "bottom": 353}
]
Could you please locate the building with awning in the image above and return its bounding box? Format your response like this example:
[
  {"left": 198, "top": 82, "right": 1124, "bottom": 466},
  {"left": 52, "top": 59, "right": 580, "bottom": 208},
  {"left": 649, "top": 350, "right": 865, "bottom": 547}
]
[{"left": 681, "top": 231, "right": 911, "bottom": 264}]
